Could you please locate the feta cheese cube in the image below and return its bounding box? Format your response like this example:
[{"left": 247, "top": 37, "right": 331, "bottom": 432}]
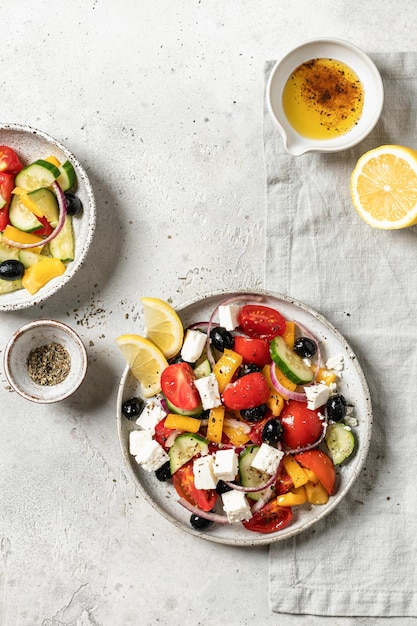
[
  {"left": 326, "top": 354, "right": 344, "bottom": 371},
  {"left": 194, "top": 373, "right": 222, "bottom": 410},
  {"left": 136, "top": 401, "right": 165, "bottom": 434},
  {"left": 193, "top": 455, "right": 218, "bottom": 489},
  {"left": 135, "top": 439, "right": 169, "bottom": 472},
  {"left": 213, "top": 449, "right": 238, "bottom": 481},
  {"left": 180, "top": 329, "right": 207, "bottom": 363},
  {"left": 221, "top": 489, "right": 252, "bottom": 523},
  {"left": 304, "top": 382, "right": 330, "bottom": 410},
  {"left": 218, "top": 304, "right": 241, "bottom": 331},
  {"left": 251, "top": 443, "right": 284, "bottom": 475},
  {"left": 129, "top": 429, "right": 152, "bottom": 456}
]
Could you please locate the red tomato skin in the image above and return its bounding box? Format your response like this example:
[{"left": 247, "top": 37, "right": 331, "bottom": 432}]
[
  {"left": 238, "top": 305, "right": 286, "bottom": 340},
  {"left": 222, "top": 372, "right": 270, "bottom": 411},
  {"left": 242, "top": 498, "right": 293, "bottom": 533},
  {"left": 154, "top": 418, "right": 176, "bottom": 450},
  {"left": 279, "top": 400, "right": 324, "bottom": 450},
  {"left": 0, "top": 172, "right": 15, "bottom": 231},
  {"left": 275, "top": 468, "right": 294, "bottom": 495},
  {"left": 160, "top": 362, "right": 201, "bottom": 411},
  {"left": 233, "top": 336, "right": 271, "bottom": 367},
  {"left": 172, "top": 460, "right": 217, "bottom": 512},
  {"left": 0, "top": 146, "right": 23, "bottom": 175},
  {"left": 294, "top": 450, "right": 336, "bottom": 495}
]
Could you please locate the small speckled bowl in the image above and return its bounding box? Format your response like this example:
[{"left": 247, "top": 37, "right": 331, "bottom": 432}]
[{"left": 4, "top": 319, "right": 87, "bottom": 403}]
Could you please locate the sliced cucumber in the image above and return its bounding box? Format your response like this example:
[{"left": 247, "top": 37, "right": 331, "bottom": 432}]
[
  {"left": 28, "top": 188, "right": 59, "bottom": 227},
  {"left": 18, "top": 249, "right": 45, "bottom": 268},
  {"left": 169, "top": 433, "right": 209, "bottom": 474},
  {"left": 325, "top": 422, "right": 355, "bottom": 464},
  {"left": 9, "top": 195, "right": 42, "bottom": 232},
  {"left": 49, "top": 215, "right": 74, "bottom": 262},
  {"left": 0, "top": 278, "right": 22, "bottom": 294},
  {"left": 57, "top": 160, "right": 76, "bottom": 191},
  {"left": 0, "top": 240, "right": 20, "bottom": 262},
  {"left": 239, "top": 444, "right": 271, "bottom": 501},
  {"left": 15, "top": 159, "right": 60, "bottom": 192},
  {"left": 270, "top": 335, "right": 314, "bottom": 385},
  {"left": 164, "top": 396, "right": 202, "bottom": 417},
  {"left": 193, "top": 357, "right": 211, "bottom": 379}
]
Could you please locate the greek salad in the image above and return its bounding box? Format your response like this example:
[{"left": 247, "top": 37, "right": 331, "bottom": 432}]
[
  {"left": 0, "top": 145, "right": 83, "bottom": 296},
  {"left": 122, "top": 296, "right": 357, "bottom": 535}
]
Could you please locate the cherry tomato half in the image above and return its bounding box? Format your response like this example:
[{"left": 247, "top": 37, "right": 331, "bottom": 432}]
[
  {"left": 172, "top": 460, "right": 217, "bottom": 512},
  {"left": 222, "top": 371, "right": 270, "bottom": 411},
  {"left": 279, "top": 400, "right": 324, "bottom": 450},
  {"left": 0, "top": 146, "right": 23, "bottom": 175},
  {"left": 0, "top": 172, "right": 15, "bottom": 231},
  {"left": 154, "top": 418, "right": 177, "bottom": 450},
  {"left": 160, "top": 362, "right": 201, "bottom": 412},
  {"left": 239, "top": 304, "right": 286, "bottom": 340},
  {"left": 242, "top": 498, "right": 293, "bottom": 534},
  {"left": 294, "top": 450, "right": 336, "bottom": 495},
  {"left": 233, "top": 336, "right": 271, "bottom": 367}
]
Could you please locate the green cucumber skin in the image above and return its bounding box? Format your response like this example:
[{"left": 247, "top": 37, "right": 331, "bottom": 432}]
[
  {"left": 15, "top": 160, "right": 60, "bottom": 192},
  {"left": 239, "top": 444, "right": 270, "bottom": 501},
  {"left": 193, "top": 358, "right": 211, "bottom": 379},
  {"left": 168, "top": 433, "right": 209, "bottom": 474},
  {"left": 325, "top": 423, "right": 355, "bottom": 464},
  {"left": 57, "top": 160, "right": 76, "bottom": 192},
  {"left": 270, "top": 335, "right": 314, "bottom": 385},
  {"left": 164, "top": 396, "right": 202, "bottom": 417}
]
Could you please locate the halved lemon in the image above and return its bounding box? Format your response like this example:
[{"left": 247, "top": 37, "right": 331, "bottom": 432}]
[
  {"left": 350, "top": 145, "right": 417, "bottom": 229},
  {"left": 141, "top": 297, "right": 184, "bottom": 359},
  {"left": 115, "top": 333, "right": 168, "bottom": 397}
]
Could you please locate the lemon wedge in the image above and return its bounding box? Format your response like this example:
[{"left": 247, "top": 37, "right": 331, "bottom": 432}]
[
  {"left": 141, "top": 297, "right": 184, "bottom": 359},
  {"left": 350, "top": 145, "right": 417, "bottom": 229},
  {"left": 115, "top": 333, "right": 168, "bottom": 397}
]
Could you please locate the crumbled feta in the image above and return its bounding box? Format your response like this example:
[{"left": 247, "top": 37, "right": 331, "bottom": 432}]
[
  {"left": 180, "top": 329, "right": 207, "bottom": 363},
  {"left": 194, "top": 373, "right": 222, "bottom": 410},
  {"left": 136, "top": 401, "right": 165, "bottom": 434},
  {"left": 213, "top": 449, "right": 238, "bottom": 481},
  {"left": 221, "top": 489, "right": 252, "bottom": 523},
  {"left": 344, "top": 405, "right": 358, "bottom": 427},
  {"left": 134, "top": 439, "right": 169, "bottom": 472},
  {"left": 251, "top": 443, "right": 284, "bottom": 475},
  {"left": 326, "top": 354, "right": 344, "bottom": 371},
  {"left": 218, "top": 304, "right": 241, "bottom": 331},
  {"left": 129, "top": 429, "right": 152, "bottom": 456},
  {"left": 304, "top": 382, "right": 330, "bottom": 410},
  {"left": 193, "top": 455, "right": 218, "bottom": 489}
]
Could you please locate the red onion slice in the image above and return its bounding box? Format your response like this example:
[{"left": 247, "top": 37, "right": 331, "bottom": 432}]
[
  {"left": 224, "top": 464, "right": 280, "bottom": 493},
  {"left": 269, "top": 363, "right": 307, "bottom": 402},
  {"left": 177, "top": 498, "right": 230, "bottom": 524},
  {"left": 252, "top": 486, "right": 275, "bottom": 513},
  {"left": 2, "top": 181, "right": 67, "bottom": 249}
]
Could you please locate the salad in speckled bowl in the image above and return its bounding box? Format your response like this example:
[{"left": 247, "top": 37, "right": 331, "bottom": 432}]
[
  {"left": 0, "top": 123, "right": 96, "bottom": 311},
  {"left": 116, "top": 291, "right": 372, "bottom": 546}
]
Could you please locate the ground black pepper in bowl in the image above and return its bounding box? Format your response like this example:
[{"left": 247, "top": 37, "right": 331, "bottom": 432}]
[{"left": 27, "top": 342, "right": 71, "bottom": 386}]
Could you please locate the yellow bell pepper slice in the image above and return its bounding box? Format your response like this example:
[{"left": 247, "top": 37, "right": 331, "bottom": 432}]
[
  {"left": 270, "top": 364, "right": 297, "bottom": 399},
  {"left": 262, "top": 364, "right": 285, "bottom": 416},
  {"left": 164, "top": 413, "right": 201, "bottom": 433},
  {"left": 45, "top": 155, "right": 61, "bottom": 167},
  {"left": 2, "top": 225, "right": 44, "bottom": 253},
  {"left": 222, "top": 413, "right": 251, "bottom": 445},
  {"left": 282, "top": 320, "right": 295, "bottom": 349},
  {"left": 315, "top": 367, "right": 338, "bottom": 385},
  {"left": 282, "top": 455, "right": 309, "bottom": 488},
  {"left": 22, "top": 257, "right": 66, "bottom": 294},
  {"left": 19, "top": 193, "right": 45, "bottom": 218},
  {"left": 276, "top": 485, "right": 307, "bottom": 507},
  {"left": 212, "top": 349, "right": 243, "bottom": 393},
  {"left": 305, "top": 481, "right": 329, "bottom": 505},
  {"left": 206, "top": 405, "right": 225, "bottom": 443}
]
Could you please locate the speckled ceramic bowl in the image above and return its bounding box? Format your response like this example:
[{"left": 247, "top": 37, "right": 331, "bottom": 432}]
[
  {"left": 4, "top": 319, "right": 88, "bottom": 403},
  {"left": 267, "top": 38, "right": 384, "bottom": 155},
  {"left": 0, "top": 123, "right": 96, "bottom": 311}
]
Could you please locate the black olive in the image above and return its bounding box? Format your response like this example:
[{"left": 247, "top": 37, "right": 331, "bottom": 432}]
[
  {"left": 209, "top": 326, "right": 234, "bottom": 352},
  {"left": 0, "top": 259, "right": 25, "bottom": 281},
  {"left": 170, "top": 355, "right": 185, "bottom": 364},
  {"left": 155, "top": 461, "right": 171, "bottom": 482},
  {"left": 240, "top": 363, "right": 261, "bottom": 377},
  {"left": 326, "top": 394, "right": 347, "bottom": 422},
  {"left": 293, "top": 337, "right": 317, "bottom": 358},
  {"left": 121, "top": 397, "right": 144, "bottom": 420},
  {"left": 262, "top": 419, "right": 284, "bottom": 445},
  {"left": 240, "top": 404, "right": 267, "bottom": 423},
  {"left": 216, "top": 480, "right": 234, "bottom": 495},
  {"left": 65, "top": 192, "right": 83, "bottom": 216},
  {"left": 190, "top": 513, "right": 213, "bottom": 530}
]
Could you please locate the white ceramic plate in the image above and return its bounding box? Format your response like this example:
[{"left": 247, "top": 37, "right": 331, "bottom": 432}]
[
  {"left": 117, "top": 290, "right": 372, "bottom": 546},
  {"left": 0, "top": 123, "right": 96, "bottom": 311}
]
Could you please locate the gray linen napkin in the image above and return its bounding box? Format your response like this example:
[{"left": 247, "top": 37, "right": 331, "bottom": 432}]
[{"left": 265, "top": 53, "right": 417, "bottom": 617}]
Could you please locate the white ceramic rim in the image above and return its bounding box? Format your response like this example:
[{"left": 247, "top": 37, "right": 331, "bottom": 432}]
[
  {"left": 116, "top": 289, "right": 373, "bottom": 546},
  {"left": 266, "top": 38, "right": 384, "bottom": 155},
  {"left": 4, "top": 318, "right": 88, "bottom": 403},
  {"left": 0, "top": 123, "right": 96, "bottom": 311}
]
